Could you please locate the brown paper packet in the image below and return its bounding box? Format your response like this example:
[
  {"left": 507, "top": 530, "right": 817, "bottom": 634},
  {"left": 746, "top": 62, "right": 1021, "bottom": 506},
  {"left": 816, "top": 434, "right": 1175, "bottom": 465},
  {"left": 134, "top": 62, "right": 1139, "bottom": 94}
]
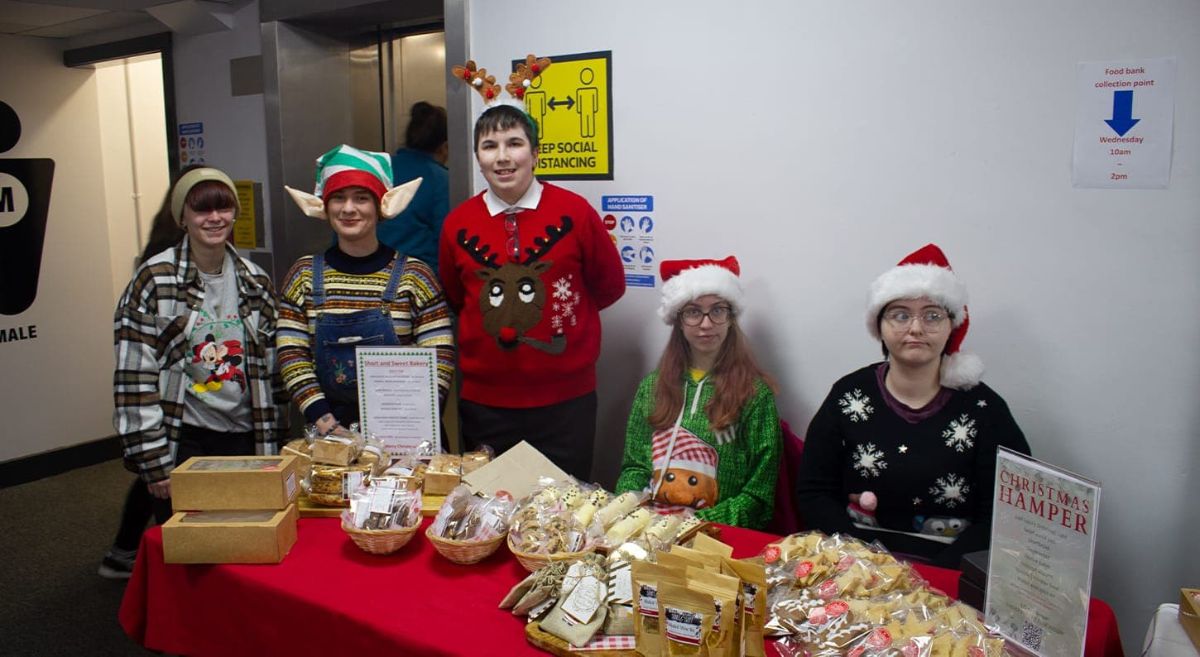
[
  {"left": 632, "top": 561, "right": 685, "bottom": 657},
  {"left": 722, "top": 558, "right": 767, "bottom": 657},
  {"left": 603, "top": 602, "right": 636, "bottom": 635},
  {"left": 685, "top": 566, "right": 740, "bottom": 657},
  {"left": 689, "top": 532, "right": 734, "bottom": 558},
  {"left": 657, "top": 582, "right": 716, "bottom": 657},
  {"left": 662, "top": 545, "right": 724, "bottom": 572}
]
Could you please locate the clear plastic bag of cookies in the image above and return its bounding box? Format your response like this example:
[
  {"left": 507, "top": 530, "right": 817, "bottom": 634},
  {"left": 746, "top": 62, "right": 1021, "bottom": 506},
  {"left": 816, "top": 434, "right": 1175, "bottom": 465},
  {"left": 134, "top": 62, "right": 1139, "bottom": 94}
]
[
  {"left": 342, "top": 482, "right": 422, "bottom": 530},
  {"left": 430, "top": 484, "right": 514, "bottom": 541},
  {"left": 508, "top": 477, "right": 602, "bottom": 555}
]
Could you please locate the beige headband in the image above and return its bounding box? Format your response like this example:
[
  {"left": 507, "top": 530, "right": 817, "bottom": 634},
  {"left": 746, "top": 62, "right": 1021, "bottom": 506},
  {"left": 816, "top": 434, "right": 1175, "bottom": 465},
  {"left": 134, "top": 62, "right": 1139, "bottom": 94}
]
[{"left": 171, "top": 167, "right": 241, "bottom": 225}]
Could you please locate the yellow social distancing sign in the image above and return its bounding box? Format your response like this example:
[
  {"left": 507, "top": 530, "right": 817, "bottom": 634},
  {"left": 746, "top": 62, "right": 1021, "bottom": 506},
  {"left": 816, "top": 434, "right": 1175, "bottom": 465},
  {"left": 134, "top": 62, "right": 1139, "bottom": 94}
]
[{"left": 515, "top": 51, "right": 612, "bottom": 180}]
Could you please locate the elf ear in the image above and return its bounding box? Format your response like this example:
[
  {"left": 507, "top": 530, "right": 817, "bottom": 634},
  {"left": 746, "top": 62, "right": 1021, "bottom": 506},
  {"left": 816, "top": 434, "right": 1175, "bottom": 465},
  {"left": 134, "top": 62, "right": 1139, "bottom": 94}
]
[
  {"left": 285, "top": 185, "right": 327, "bottom": 220},
  {"left": 380, "top": 177, "right": 422, "bottom": 219}
]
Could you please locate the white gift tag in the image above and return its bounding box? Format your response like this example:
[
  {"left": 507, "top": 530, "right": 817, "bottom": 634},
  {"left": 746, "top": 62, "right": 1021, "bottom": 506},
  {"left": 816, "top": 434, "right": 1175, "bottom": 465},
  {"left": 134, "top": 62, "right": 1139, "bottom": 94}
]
[
  {"left": 350, "top": 499, "right": 369, "bottom": 527},
  {"left": 342, "top": 471, "right": 364, "bottom": 500},
  {"left": 608, "top": 564, "right": 633, "bottom": 604},
  {"left": 560, "top": 575, "right": 606, "bottom": 625},
  {"left": 369, "top": 488, "right": 395, "bottom": 514}
]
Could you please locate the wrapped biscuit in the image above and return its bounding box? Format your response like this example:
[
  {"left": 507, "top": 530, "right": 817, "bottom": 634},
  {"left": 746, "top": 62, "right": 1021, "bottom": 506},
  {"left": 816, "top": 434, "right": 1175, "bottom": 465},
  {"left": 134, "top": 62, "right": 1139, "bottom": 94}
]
[
  {"left": 592, "top": 490, "right": 644, "bottom": 530},
  {"left": 572, "top": 488, "right": 610, "bottom": 527},
  {"left": 604, "top": 507, "right": 653, "bottom": 546},
  {"left": 308, "top": 462, "right": 373, "bottom": 506}
]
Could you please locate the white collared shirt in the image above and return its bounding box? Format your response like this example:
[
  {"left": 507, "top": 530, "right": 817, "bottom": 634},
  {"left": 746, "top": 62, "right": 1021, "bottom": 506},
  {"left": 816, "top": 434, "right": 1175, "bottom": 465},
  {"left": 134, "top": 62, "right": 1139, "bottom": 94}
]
[{"left": 483, "top": 180, "right": 544, "bottom": 217}]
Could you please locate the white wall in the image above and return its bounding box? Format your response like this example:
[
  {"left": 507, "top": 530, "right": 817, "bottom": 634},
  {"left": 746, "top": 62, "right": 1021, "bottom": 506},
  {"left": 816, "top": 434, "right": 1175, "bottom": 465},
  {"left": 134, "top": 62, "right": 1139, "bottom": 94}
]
[
  {"left": 467, "top": 0, "right": 1200, "bottom": 650},
  {"left": 172, "top": 0, "right": 271, "bottom": 252},
  {"left": 0, "top": 35, "right": 121, "bottom": 461},
  {"left": 97, "top": 54, "right": 170, "bottom": 306}
]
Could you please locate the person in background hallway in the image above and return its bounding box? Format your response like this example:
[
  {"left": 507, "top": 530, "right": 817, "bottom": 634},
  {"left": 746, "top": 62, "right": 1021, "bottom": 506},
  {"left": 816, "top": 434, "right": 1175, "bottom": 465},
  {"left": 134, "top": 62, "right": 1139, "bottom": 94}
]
[
  {"left": 615, "top": 256, "right": 781, "bottom": 529},
  {"left": 380, "top": 101, "right": 450, "bottom": 274},
  {"left": 795, "top": 243, "right": 1030, "bottom": 567},
  {"left": 101, "top": 166, "right": 288, "bottom": 578}
]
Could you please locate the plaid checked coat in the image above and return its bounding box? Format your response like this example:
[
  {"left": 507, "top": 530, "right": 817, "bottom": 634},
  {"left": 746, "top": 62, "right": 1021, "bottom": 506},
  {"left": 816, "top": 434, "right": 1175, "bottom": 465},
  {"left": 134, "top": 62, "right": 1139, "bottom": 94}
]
[{"left": 113, "top": 237, "right": 288, "bottom": 484}]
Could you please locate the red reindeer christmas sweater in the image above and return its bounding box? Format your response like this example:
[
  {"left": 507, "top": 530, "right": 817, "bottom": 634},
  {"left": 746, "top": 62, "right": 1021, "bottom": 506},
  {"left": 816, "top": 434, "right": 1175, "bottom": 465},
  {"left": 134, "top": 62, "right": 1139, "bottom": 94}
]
[{"left": 438, "top": 183, "right": 625, "bottom": 408}]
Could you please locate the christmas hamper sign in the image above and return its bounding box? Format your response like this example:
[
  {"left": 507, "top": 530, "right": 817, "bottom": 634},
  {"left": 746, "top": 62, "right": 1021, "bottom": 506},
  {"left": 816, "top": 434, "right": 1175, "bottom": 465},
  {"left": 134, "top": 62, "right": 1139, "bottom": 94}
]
[{"left": 985, "top": 448, "right": 1100, "bottom": 657}]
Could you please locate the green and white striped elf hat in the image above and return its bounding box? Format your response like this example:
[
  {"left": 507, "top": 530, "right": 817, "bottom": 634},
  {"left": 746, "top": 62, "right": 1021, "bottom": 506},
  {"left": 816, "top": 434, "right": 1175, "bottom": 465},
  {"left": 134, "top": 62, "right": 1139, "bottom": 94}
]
[{"left": 284, "top": 143, "right": 422, "bottom": 221}]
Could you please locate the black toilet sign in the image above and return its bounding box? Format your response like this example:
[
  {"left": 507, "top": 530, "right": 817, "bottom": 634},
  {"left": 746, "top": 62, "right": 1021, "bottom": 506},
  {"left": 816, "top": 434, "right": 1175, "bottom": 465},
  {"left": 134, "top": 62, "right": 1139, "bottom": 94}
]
[{"left": 0, "top": 100, "right": 56, "bottom": 317}]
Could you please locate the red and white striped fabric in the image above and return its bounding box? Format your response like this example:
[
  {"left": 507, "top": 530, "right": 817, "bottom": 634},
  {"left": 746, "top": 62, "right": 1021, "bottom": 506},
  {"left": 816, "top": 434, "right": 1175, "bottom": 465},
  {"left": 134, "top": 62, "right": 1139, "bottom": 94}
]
[{"left": 651, "top": 427, "right": 718, "bottom": 478}]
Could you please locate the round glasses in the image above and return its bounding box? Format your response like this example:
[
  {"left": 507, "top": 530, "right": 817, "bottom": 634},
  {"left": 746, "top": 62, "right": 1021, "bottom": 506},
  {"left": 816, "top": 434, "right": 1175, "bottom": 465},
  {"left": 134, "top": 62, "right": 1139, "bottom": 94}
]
[
  {"left": 679, "top": 305, "right": 733, "bottom": 327},
  {"left": 882, "top": 309, "right": 949, "bottom": 332}
]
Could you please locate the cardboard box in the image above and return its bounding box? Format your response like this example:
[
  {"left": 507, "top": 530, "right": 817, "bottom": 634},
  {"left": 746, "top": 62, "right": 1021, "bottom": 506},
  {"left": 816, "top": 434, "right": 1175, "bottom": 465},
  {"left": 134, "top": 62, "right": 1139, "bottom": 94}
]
[
  {"left": 171, "top": 455, "right": 300, "bottom": 511},
  {"left": 310, "top": 436, "right": 357, "bottom": 466},
  {"left": 423, "top": 454, "right": 462, "bottom": 496},
  {"left": 163, "top": 504, "right": 298, "bottom": 564},
  {"left": 1180, "top": 588, "right": 1200, "bottom": 652},
  {"left": 462, "top": 440, "right": 569, "bottom": 500}
]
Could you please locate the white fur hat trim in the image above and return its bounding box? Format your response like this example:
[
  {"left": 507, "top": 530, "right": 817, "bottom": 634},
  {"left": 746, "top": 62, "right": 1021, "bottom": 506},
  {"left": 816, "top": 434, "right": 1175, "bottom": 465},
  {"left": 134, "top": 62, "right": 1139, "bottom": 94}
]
[
  {"left": 658, "top": 265, "right": 743, "bottom": 324},
  {"left": 866, "top": 263, "right": 968, "bottom": 339}
]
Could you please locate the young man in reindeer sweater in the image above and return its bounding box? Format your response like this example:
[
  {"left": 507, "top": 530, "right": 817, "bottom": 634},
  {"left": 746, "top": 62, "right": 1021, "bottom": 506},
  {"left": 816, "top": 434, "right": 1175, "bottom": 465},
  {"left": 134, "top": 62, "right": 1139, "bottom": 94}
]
[{"left": 439, "top": 104, "right": 625, "bottom": 480}]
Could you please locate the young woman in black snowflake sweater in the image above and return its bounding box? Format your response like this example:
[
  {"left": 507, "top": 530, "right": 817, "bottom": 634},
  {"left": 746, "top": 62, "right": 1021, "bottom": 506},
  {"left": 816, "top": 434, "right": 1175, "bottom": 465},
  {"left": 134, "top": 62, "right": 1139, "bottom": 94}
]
[{"left": 795, "top": 244, "right": 1030, "bottom": 568}]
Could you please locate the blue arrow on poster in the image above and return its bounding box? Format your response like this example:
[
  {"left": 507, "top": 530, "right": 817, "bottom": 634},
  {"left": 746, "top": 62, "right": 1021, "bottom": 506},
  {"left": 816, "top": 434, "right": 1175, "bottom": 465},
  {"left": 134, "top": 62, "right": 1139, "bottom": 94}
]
[{"left": 1104, "top": 90, "right": 1139, "bottom": 137}]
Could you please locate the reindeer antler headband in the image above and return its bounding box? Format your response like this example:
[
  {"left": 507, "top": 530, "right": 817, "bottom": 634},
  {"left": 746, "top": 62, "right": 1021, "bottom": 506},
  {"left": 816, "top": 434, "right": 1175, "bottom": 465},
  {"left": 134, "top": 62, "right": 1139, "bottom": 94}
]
[{"left": 453, "top": 53, "right": 552, "bottom": 113}]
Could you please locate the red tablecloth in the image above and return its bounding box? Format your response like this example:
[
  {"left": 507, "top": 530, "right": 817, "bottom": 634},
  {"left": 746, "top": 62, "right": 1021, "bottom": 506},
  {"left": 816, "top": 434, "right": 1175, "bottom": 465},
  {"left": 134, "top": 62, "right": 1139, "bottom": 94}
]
[{"left": 120, "top": 518, "right": 1123, "bottom": 657}]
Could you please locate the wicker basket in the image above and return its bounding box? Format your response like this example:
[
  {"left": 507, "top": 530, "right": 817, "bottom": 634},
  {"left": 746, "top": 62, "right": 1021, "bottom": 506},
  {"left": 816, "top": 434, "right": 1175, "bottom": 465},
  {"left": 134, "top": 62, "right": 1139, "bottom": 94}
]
[
  {"left": 507, "top": 534, "right": 595, "bottom": 572},
  {"left": 342, "top": 521, "right": 421, "bottom": 555},
  {"left": 425, "top": 526, "right": 506, "bottom": 564}
]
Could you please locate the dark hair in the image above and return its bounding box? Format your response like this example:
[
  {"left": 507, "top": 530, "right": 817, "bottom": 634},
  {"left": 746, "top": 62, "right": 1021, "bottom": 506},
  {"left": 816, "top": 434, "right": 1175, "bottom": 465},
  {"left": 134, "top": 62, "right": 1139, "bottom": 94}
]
[
  {"left": 185, "top": 180, "right": 237, "bottom": 216},
  {"left": 406, "top": 101, "right": 447, "bottom": 153},
  {"left": 473, "top": 104, "right": 538, "bottom": 151},
  {"left": 140, "top": 166, "right": 239, "bottom": 262}
]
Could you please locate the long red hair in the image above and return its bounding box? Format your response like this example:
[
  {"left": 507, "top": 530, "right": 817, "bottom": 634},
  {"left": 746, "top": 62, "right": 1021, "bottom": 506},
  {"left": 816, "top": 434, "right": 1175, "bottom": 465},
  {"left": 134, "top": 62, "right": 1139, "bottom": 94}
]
[{"left": 647, "top": 319, "right": 775, "bottom": 431}]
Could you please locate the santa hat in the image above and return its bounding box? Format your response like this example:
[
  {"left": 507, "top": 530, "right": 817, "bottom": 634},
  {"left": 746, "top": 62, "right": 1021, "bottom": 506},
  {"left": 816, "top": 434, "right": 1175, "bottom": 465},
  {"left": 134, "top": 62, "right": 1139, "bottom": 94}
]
[
  {"left": 652, "top": 429, "right": 717, "bottom": 479},
  {"left": 657, "top": 256, "right": 743, "bottom": 324},
  {"left": 865, "top": 243, "right": 983, "bottom": 390},
  {"left": 283, "top": 144, "right": 421, "bottom": 221}
]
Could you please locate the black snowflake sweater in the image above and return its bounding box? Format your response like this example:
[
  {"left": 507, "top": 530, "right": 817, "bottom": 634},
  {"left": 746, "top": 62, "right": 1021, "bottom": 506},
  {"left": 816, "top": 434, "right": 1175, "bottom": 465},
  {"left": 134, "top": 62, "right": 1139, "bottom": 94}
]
[{"left": 795, "top": 363, "right": 1030, "bottom": 566}]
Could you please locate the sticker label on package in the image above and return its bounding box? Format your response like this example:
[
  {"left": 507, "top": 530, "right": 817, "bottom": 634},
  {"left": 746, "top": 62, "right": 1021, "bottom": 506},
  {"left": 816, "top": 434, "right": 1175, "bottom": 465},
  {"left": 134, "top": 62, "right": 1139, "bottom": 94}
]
[
  {"left": 285, "top": 472, "right": 297, "bottom": 499},
  {"left": 664, "top": 606, "right": 703, "bottom": 645},
  {"left": 638, "top": 584, "right": 659, "bottom": 617},
  {"left": 743, "top": 583, "right": 759, "bottom": 614},
  {"left": 342, "top": 471, "right": 363, "bottom": 500}
]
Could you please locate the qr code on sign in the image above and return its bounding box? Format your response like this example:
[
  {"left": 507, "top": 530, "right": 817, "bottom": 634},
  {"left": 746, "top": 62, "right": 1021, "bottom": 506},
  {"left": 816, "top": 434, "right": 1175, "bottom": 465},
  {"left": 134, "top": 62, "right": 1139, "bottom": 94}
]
[{"left": 1020, "top": 620, "right": 1045, "bottom": 651}]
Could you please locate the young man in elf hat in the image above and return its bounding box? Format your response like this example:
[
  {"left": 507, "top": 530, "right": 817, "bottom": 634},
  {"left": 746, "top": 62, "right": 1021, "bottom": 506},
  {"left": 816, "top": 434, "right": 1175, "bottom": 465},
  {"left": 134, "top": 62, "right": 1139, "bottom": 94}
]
[
  {"left": 278, "top": 145, "right": 454, "bottom": 437},
  {"left": 796, "top": 243, "right": 1030, "bottom": 566},
  {"left": 438, "top": 57, "right": 625, "bottom": 480},
  {"left": 615, "top": 256, "right": 781, "bottom": 530}
]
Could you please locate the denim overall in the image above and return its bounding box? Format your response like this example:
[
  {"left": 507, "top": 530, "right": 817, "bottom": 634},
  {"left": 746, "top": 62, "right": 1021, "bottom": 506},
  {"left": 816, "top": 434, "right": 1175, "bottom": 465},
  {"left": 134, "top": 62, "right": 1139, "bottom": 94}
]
[{"left": 311, "top": 251, "right": 405, "bottom": 423}]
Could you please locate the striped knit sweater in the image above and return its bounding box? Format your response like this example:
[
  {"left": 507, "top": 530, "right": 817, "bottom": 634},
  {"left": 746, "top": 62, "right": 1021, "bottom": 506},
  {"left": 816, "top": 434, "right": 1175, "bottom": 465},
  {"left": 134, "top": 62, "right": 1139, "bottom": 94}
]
[
  {"left": 277, "top": 245, "right": 454, "bottom": 423},
  {"left": 615, "top": 371, "right": 782, "bottom": 529}
]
